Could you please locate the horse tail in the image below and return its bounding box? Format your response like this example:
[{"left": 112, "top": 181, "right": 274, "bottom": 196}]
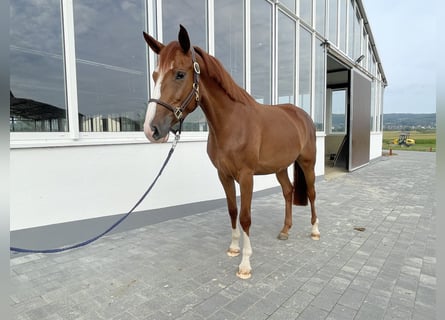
[{"left": 293, "top": 161, "right": 308, "bottom": 206}]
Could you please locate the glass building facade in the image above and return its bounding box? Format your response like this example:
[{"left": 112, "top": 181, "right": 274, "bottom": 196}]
[{"left": 10, "top": 0, "right": 386, "bottom": 140}]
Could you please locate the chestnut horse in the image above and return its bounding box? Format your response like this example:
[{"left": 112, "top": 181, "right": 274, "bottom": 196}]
[{"left": 143, "top": 25, "right": 319, "bottom": 279}]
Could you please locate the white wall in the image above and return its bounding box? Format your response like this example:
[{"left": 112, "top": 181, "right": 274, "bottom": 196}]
[
  {"left": 11, "top": 136, "right": 326, "bottom": 231},
  {"left": 315, "top": 133, "right": 325, "bottom": 176},
  {"left": 370, "top": 132, "right": 383, "bottom": 160}
]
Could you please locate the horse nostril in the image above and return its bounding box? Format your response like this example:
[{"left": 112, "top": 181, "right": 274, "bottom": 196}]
[{"left": 151, "top": 125, "right": 160, "bottom": 139}]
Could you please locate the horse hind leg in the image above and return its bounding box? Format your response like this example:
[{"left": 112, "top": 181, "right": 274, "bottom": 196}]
[
  {"left": 295, "top": 159, "right": 320, "bottom": 241},
  {"left": 308, "top": 186, "right": 320, "bottom": 240},
  {"left": 276, "top": 170, "right": 293, "bottom": 240}
]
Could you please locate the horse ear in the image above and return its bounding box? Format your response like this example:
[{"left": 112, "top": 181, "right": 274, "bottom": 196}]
[
  {"left": 143, "top": 31, "right": 164, "bottom": 54},
  {"left": 178, "top": 24, "right": 190, "bottom": 53}
]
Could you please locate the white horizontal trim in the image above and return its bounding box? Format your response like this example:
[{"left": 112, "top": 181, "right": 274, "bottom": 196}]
[{"left": 10, "top": 132, "right": 208, "bottom": 149}]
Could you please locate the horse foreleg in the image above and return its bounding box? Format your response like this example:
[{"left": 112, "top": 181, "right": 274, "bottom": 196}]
[
  {"left": 218, "top": 171, "right": 240, "bottom": 256},
  {"left": 237, "top": 171, "right": 253, "bottom": 279},
  {"left": 276, "top": 170, "right": 293, "bottom": 240}
]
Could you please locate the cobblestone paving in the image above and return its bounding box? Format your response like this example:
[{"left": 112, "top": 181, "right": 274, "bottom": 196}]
[{"left": 10, "top": 151, "right": 436, "bottom": 319}]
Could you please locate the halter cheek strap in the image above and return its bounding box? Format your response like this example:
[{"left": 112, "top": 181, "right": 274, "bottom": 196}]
[{"left": 148, "top": 47, "right": 201, "bottom": 134}]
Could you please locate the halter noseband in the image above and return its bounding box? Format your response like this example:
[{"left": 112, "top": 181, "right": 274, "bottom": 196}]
[{"left": 148, "top": 47, "right": 201, "bottom": 134}]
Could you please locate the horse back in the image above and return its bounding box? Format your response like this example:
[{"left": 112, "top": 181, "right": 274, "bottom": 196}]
[{"left": 260, "top": 103, "right": 315, "bottom": 145}]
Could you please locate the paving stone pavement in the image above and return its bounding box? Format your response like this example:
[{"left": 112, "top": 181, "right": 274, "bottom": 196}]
[{"left": 10, "top": 151, "right": 436, "bottom": 320}]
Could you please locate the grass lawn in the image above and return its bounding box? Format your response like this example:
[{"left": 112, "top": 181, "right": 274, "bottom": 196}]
[{"left": 383, "top": 130, "right": 436, "bottom": 152}]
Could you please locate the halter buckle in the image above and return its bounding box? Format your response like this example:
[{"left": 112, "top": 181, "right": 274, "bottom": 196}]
[
  {"left": 193, "top": 62, "right": 201, "bottom": 74},
  {"left": 174, "top": 108, "right": 183, "bottom": 120},
  {"left": 193, "top": 83, "right": 200, "bottom": 101}
]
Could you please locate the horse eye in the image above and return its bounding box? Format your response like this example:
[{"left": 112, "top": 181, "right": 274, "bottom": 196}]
[{"left": 175, "top": 71, "right": 185, "bottom": 80}]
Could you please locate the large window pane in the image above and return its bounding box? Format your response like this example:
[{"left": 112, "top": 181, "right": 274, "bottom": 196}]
[
  {"left": 339, "top": 0, "right": 347, "bottom": 52},
  {"left": 251, "top": 1, "right": 272, "bottom": 104},
  {"left": 347, "top": 0, "right": 354, "bottom": 57},
  {"left": 162, "top": 0, "right": 207, "bottom": 49},
  {"left": 162, "top": 0, "right": 207, "bottom": 131},
  {"left": 215, "top": 0, "right": 244, "bottom": 87},
  {"left": 370, "top": 54, "right": 376, "bottom": 76},
  {"left": 10, "top": 0, "right": 66, "bottom": 132},
  {"left": 353, "top": 8, "right": 361, "bottom": 59},
  {"left": 370, "top": 80, "right": 376, "bottom": 131},
  {"left": 361, "top": 30, "right": 368, "bottom": 68},
  {"left": 298, "top": 27, "right": 312, "bottom": 114},
  {"left": 277, "top": 12, "right": 296, "bottom": 104},
  {"left": 331, "top": 89, "right": 347, "bottom": 133},
  {"left": 300, "top": 0, "right": 313, "bottom": 26},
  {"left": 378, "top": 84, "right": 384, "bottom": 132},
  {"left": 328, "top": 0, "right": 338, "bottom": 45},
  {"left": 367, "top": 45, "right": 373, "bottom": 73},
  {"left": 315, "top": 0, "right": 326, "bottom": 36},
  {"left": 280, "top": 0, "right": 296, "bottom": 13},
  {"left": 74, "top": 0, "right": 147, "bottom": 132},
  {"left": 314, "top": 38, "right": 325, "bottom": 131}
]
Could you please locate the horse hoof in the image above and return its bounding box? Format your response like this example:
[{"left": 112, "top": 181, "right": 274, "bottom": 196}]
[
  {"left": 311, "top": 233, "right": 320, "bottom": 241},
  {"left": 236, "top": 269, "right": 252, "bottom": 279},
  {"left": 227, "top": 248, "right": 240, "bottom": 257},
  {"left": 277, "top": 232, "right": 289, "bottom": 240}
]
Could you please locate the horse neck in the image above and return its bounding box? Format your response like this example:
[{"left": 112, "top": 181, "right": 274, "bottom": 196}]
[{"left": 198, "top": 76, "right": 244, "bottom": 132}]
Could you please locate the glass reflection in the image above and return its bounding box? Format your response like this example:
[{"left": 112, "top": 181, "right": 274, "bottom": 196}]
[
  {"left": 300, "top": 0, "right": 313, "bottom": 26},
  {"left": 162, "top": 0, "right": 207, "bottom": 131},
  {"left": 215, "top": 0, "right": 244, "bottom": 87},
  {"left": 74, "top": 0, "right": 147, "bottom": 132},
  {"left": 277, "top": 11, "right": 295, "bottom": 104},
  {"left": 339, "top": 0, "right": 347, "bottom": 52},
  {"left": 353, "top": 9, "right": 361, "bottom": 59},
  {"left": 328, "top": 0, "right": 337, "bottom": 45},
  {"left": 314, "top": 38, "right": 325, "bottom": 131},
  {"left": 298, "top": 27, "right": 312, "bottom": 114},
  {"left": 331, "top": 89, "right": 346, "bottom": 133},
  {"left": 316, "top": 0, "right": 326, "bottom": 36},
  {"left": 10, "top": 0, "right": 67, "bottom": 132},
  {"left": 280, "top": 0, "right": 296, "bottom": 12},
  {"left": 251, "top": 0, "right": 272, "bottom": 104},
  {"left": 348, "top": 0, "right": 354, "bottom": 57}
]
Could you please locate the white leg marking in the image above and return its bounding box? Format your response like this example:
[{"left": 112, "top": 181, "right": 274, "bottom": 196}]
[
  {"left": 237, "top": 231, "right": 252, "bottom": 279},
  {"left": 227, "top": 227, "right": 240, "bottom": 256},
  {"left": 311, "top": 218, "right": 320, "bottom": 240}
]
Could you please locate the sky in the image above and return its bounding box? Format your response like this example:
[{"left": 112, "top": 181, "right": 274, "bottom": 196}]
[{"left": 362, "top": 0, "right": 436, "bottom": 114}]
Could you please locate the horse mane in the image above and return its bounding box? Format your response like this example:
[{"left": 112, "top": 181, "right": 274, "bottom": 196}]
[{"left": 194, "top": 47, "right": 256, "bottom": 105}]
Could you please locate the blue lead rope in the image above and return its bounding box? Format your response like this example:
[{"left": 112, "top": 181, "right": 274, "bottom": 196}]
[{"left": 10, "top": 134, "right": 181, "bottom": 254}]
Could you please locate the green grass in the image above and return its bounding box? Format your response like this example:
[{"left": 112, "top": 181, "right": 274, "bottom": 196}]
[{"left": 383, "top": 130, "right": 436, "bottom": 152}]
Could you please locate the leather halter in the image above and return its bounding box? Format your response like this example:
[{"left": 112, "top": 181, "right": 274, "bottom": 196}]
[{"left": 148, "top": 47, "right": 200, "bottom": 134}]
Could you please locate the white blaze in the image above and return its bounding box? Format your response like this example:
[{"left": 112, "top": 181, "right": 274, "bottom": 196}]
[{"left": 144, "top": 68, "right": 164, "bottom": 142}]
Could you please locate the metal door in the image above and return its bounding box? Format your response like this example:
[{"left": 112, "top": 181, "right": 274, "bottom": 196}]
[{"left": 349, "top": 70, "right": 371, "bottom": 171}]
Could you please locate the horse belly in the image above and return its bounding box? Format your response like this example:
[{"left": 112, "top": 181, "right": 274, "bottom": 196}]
[
  {"left": 256, "top": 143, "right": 299, "bottom": 174},
  {"left": 255, "top": 157, "right": 295, "bottom": 175},
  {"left": 255, "top": 127, "right": 302, "bottom": 174}
]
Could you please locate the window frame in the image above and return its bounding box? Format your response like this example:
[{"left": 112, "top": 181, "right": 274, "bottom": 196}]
[
  {"left": 11, "top": 0, "right": 384, "bottom": 148},
  {"left": 10, "top": 0, "right": 211, "bottom": 148}
]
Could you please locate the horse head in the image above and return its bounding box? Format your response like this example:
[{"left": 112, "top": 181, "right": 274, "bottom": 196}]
[{"left": 142, "top": 25, "right": 201, "bottom": 142}]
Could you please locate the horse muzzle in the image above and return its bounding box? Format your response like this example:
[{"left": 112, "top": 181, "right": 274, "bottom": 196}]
[{"left": 144, "top": 122, "right": 169, "bottom": 143}]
